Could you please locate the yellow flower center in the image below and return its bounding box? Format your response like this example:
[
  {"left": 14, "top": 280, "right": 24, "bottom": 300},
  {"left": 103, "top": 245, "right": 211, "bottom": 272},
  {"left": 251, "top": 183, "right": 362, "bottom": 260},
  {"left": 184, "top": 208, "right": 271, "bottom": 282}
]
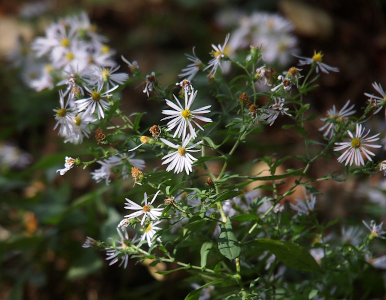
[
  {"left": 91, "top": 91, "right": 101, "bottom": 101},
  {"left": 140, "top": 136, "right": 150, "bottom": 144},
  {"left": 145, "top": 224, "right": 152, "bottom": 233},
  {"left": 56, "top": 108, "right": 66, "bottom": 118},
  {"left": 143, "top": 205, "right": 150, "bottom": 212},
  {"left": 101, "top": 45, "right": 110, "bottom": 54},
  {"left": 75, "top": 115, "right": 82, "bottom": 126},
  {"left": 90, "top": 24, "right": 98, "bottom": 33},
  {"left": 178, "top": 147, "right": 186, "bottom": 156},
  {"left": 66, "top": 52, "right": 74, "bottom": 61},
  {"left": 66, "top": 158, "right": 75, "bottom": 164},
  {"left": 45, "top": 64, "right": 53, "bottom": 72},
  {"left": 61, "top": 38, "right": 70, "bottom": 47},
  {"left": 121, "top": 240, "right": 128, "bottom": 250},
  {"left": 312, "top": 52, "right": 323, "bottom": 62},
  {"left": 351, "top": 138, "right": 361, "bottom": 148},
  {"left": 181, "top": 109, "right": 192, "bottom": 119},
  {"left": 214, "top": 50, "right": 223, "bottom": 58},
  {"left": 102, "top": 68, "right": 109, "bottom": 82}
]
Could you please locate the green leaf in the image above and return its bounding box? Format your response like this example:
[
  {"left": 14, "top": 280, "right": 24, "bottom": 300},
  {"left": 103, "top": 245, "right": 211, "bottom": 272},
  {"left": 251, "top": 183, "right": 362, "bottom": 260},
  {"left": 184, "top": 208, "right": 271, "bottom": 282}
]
[
  {"left": 299, "top": 183, "right": 321, "bottom": 195},
  {"left": 231, "top": 214, "right": 260, "bottom": 222},
  {"left": 309, "top": 289, "right": 318, "bottom": 299},
  {"left": 250, "top": 196, "right": 274, "bottom": 208},
  {"left": 213, "top": 191, "right": 243, "bottom": 203},
  {"left": 156, "top": 265, "right": 191, "bottom": 275},
  {"left": 132, "top": 112, "right": 144, "bottom": 131},
  {"left": 218, "top": 217, "right": 241, "bottom": 260},
  {"left": 282, "top": 125, "right": 294, "bottom": 129},
  {"left": 200, "top": 241, "right": 213, "bottom": 268},
  {"left": 252, "top": 239, "right": 321, "bottom": 272},
  {"left": 294, "top": 125, "right": 307, "bottom": 137},
  {"left": 185, "top": 278, "right": 226, "bottom": 300},
  {"left": 298, "top": 103, "right": 310, "bottom": 115},
  {"left": 202, "top": 137, "right": 219, "bottom": 149}
]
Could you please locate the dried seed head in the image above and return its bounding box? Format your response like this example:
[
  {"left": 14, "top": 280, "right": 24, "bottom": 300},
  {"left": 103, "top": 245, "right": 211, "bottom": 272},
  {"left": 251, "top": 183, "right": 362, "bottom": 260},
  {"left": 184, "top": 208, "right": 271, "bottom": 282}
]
[
  {"left": 206, "top": 178, "right": 214, "bottom": 186},
  {"left": 149, "top": 125, "right": 161, "bottom": 139},
  {"left": 239, "top": 92, "right": 251, "bottom": 107},
  {"left": 131, "top": 167, "right": 143, "bottom": 186},
  {"left": 95, "top": 128, "right": 106, "bottom": 144}
]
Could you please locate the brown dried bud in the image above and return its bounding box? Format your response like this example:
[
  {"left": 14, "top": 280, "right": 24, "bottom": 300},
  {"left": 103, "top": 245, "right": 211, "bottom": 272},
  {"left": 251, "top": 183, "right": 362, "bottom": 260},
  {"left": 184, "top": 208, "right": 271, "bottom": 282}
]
[
  {"left": 265, "top": 67, "right": 276, "bottom": 81},
  {"left": 239, "top": 92, "right": 251, "bottom": 107},
  {"left": 149, "top": 125, "right": 161, "bottom": 140},
  {"left": 206, "top": 178, "right": 214, "bottom": 186},
  {"left": 131, "top": 167, "right": 143, "bottom": 187},
  {"left": 95, "top": 128, "right": 106, "bottom": 144},
  {"left": 249, "top": 104, "right": 258, "bottom": 117},
  {"left": 288, "top": 67, "right": 299, "bottom": 76}
]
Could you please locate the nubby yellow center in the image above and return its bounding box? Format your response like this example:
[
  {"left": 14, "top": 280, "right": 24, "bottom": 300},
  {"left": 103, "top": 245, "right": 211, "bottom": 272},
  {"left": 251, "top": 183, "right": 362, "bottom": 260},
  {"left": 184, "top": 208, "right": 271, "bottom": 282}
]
[
  {"left": 145, "top": 224, "right": 152, "bottom": 233},
  {"left": 351, "top": 138, "right": 361, "bottom": 148},
  {"left": 75, "top": 115, "right": 82, "bottom": 126},
  {"left": 66, "top": 52, "right": 74, "bottom": 61},
  {"left": 57, "top": 108, "right": 66, "bottom": 118},
  {"left": 102, "top": 68, "right": 109, "bottom": 82},
  {"left": 214, "top": 50, "right": 223, "bottom": 58},
  {"left": 143, "top": 205, "right": 150, "bottom": 212},
  {"left": 181, "top": 109, "right": 192, "bottom": 119},
  {"left": 178, "top": 148, "right": 186, "bottom": 156},
  {"left": 61, "top": 38, "right": 70, "bottom": 47},
  {"left": 140, "top": 136, "right": 150, "bottom": 144},
  {"left": 312, "top": 52, "right": 323, "bottom": 62},
  {"left": 91, "top": 91, "right": 101, "bottom": 101}
]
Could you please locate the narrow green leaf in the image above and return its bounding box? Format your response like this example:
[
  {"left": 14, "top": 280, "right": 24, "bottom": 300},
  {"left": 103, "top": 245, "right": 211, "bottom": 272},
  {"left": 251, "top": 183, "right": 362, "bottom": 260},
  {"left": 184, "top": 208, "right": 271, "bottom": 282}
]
[
  {"left": 214, "top": 191, "right": 243, "bottom": 203},
  {"left": 231, "top": 214, "right": 260, "bottom": 222},
  {"left": 218, "top": 217, "right": 241, "bottom": 260},
  {"left": 200, "top": 241, "right": 213, "bottom": 268},
  {"left": 252, "top": 239, "right": 321, "bottom": 272},
  {"left": 156, "top": 265, "right": 190, "bottom": 275},
  {"left": 185, "top": 278, "right": 225, "bottom": 300},
  {"left": 309, "top": 289, "right": 318, "bottom": 299},
  {"left": 294, "top": 125, "right": 307, "bottom": 137},
  {"left": 132, "top": 113, "right": 144, "bottom": 131}
]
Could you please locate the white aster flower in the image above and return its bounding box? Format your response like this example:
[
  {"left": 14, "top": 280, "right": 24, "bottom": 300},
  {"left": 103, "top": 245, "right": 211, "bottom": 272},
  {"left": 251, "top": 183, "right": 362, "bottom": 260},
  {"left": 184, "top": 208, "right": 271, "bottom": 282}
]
[
  {"left": 310, "top": 248, "right": 324, "bottom": 265},
  {"left": 82, "top": 236, "right": 96, "bottom": 248},
  {"left": 75, "top": 84, "right": 118, "bottom": 119},
  {"left": 290, "top": 191, "right": 316, "bottom": 216},
  {"left": 0, "top": 143, "right": 32, "bottom": 170},
  {"left": 334, "top": 124, "right": 381, "bottom": 166},
  {"left": 104, "top": 152, "right": 145, "bottom": 179},
  {"left": 364, "top": 82, "right": 386, "bottom": 117},
  {"left": 88, "top": 65, "right": 129, "bottom": 90},
  {"left": 105, "top": 228, "right": 130, "bottom": 269},
  {"left": 90, "top": 160, "right": 115, "bottom": 185},
  {"left": 141, "top": 220, "right": 162, "bottom": 247},
  {"left": 365, "top": 254, "right": 386, "bottom": 270},
  {"left": 341, "top": 226, "right": 363, "bottom": 247},
  {"left": 64, "top": 113, "right": 96, "bottom": 144},
  {"left": 160, "top": 136, "right": 202, "bottom": 175},
  {"left": 176, "top": 79, "right": 194, "bottom": 95},
  {"left": 29, "top": 64, "right": 55, "bottom": 91},
  {"left": 362, "top": 220, "right": 386, "bottom": 239},
  {"left": 128, "top": 136, "right": 151, "bottom": 152},
  {"left": 178, "top": 47, "right": 202, "bottom": 81},
  {"left": 56, "top": 156, "right": 75, "bottom": 175},
  {"left": 143, "top": 72, "right": 156, "bottom": 96},
  {"left": 319, "top": 100, "right": 356, "bottom": 139},
  {"left": 294, "top": 51, "right": 339, "bottom": 74},
  {"left": 121, "top": 55, "right": 139, "bottom": 74},
  {"left": 380, "top": 160, "right": 386, "bottom": 176},
  {"left": 161, "top": 89, "right": 212, "bottom": 140},
  {"left": 53, "top": 90, "right": 76, "bottom": 137},
  {"left": 122, "top": 191, "right": 163, "bottom": 226},
  {"left": 204, "top": 34, "right": 230, "bottom": 78},
  {"left": 271, "top": 75, "right": 292, "bottom": 92},
  {"left": 259, "top": 97, "right": 291, "bottom": 126}
]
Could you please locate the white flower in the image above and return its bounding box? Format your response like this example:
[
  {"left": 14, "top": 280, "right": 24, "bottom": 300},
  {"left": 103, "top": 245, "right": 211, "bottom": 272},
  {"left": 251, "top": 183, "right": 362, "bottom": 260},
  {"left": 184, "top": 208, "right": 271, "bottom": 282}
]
[
  {"left": 82, "top": 236, "right": 96, "bottom": 248},
  {"left": 122, "top": 191, "right": 163, "bottom": 226},
  {"left": 121, "top": 55, "right": 139, "bottom": 74},
  {"left": 105, "top": 152, "right": 145, "bottom": 179},
  {"left": 294, "top": 51, "right": 339, "bottom": 74},
  {"left": 178, "top": 47, "right": 202, "bottom": 81},
  {"left": 90, "top": 160, "right": 116, "bottom": 184},
  {"left": 161, "top": 89, "right": 212, "bottom": 140},
  {"left": 319, "top": 100, "right": 356, "bottom": 139},
  {"left": 29, "top": 64, "right": 55, "bottom": 91},
  {"left": 310, "top": 248, "right": 324, "bottom": 265},
  {"left": 290, "top": 191, "right": 316, "bottom": 216},
  {"left": 56, "top": 156, "right": 75, "bottom": 175},
  {"left": 64, "top": 113, "right": 96, "bottom": 144},
  {"left": 128, "top": 136, "right": 151, "bottom": 152},
  {"left": 204, "top": 34, "right": 230, "bottom": 77},
  {"left": 365, "top": 254, "right": 386, "bottom": 270},
  {"left": 176, "top": 79, "right": 194, "bottom": 95},
  {"left": 105, "top": 228, "right": 130, "bottom": 269},
  {"left": 75, "top": 84, "right": 118, "bottom": 119},
  {"left": 362, "top": 220, "right": 386, "bottom": 239},
  {"left": 191, "top": 284, "right": 215, "bottom": 300},
  {"left": 334, "top": 124, "right": 381, "bottom": 166},
  {"left": 143, "top": 72, "right": 156, "bottom": 96},
  {"left": 141, "top": 220, "right": 162, "bottom": 247},
  {"left": 364, "top": 82, "right": 386, "bottom": 117},
  {"left": 380, "top": 160, "right": 386, "bottom": 176},
  {"left": 88, "top": 65, "right": 129, "bottom": 90},
  {"left": 271, "top": 75, "right": 292, "bottom": 92},
  {"left": 341, "top": 226, "right": 363, "bottom": 247},
  {"left": 259, "top": 97, "right": 291, "bottom": 126},
  {"left": 160, "top": 136, "right": 202, "bottom": 175},
  {"left": 0, "top": 143, "right": 32, "bottom": 169},
  {"left": 53, "top": 90, "right": 76, "bottom": 137}
]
